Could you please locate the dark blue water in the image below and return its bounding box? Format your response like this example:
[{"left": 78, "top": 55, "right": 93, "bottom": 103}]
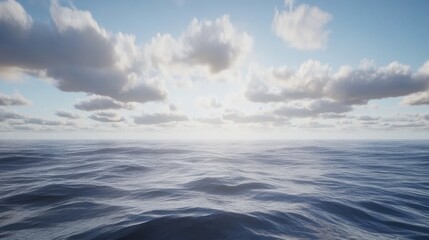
[{"left": 0, "top": 140, "right": 428, "bottom": 239}]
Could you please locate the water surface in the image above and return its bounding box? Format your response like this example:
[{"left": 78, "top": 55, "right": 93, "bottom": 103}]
[{"left": 0, "top": 140, "right": 428, "bottom": 239}]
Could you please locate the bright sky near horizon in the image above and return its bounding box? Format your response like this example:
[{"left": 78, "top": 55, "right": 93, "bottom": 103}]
[{"left": 0, "top": 0, "right": 428, "bottom": 139}]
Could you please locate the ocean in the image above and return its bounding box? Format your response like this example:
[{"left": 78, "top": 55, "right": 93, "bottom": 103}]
[{"left": 0, "top": 140, "right": 428, "bottom": 239}]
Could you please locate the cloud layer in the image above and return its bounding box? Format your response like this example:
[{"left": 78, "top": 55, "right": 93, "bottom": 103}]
[
  {"left": 134, "top": 113, "right": 188, "bottom": 125},
  {"left": 56, "top": 110, "right": 80, "bottom": 119},
  {"left": 89, "top": 112, "right": 125, "bottom": 123},
  {"left": 74, "top": 96, "right": 133, "bottom": 111},
  {"left": 246, "top": 60, "right": 429, "bottom": 106}
]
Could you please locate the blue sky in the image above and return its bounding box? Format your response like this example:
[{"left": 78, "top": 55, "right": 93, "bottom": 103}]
[{"left": 0, "top": 0, "right": 428, "bottom": 139}]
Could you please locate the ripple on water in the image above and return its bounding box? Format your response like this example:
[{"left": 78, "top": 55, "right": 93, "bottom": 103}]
[{"left": 0, "top": 140, "right": 428, "bottom": 240}]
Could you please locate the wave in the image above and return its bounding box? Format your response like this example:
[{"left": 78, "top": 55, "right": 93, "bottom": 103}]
[{"left": 0, "top": 140, "right": 428, "bottom": 239}]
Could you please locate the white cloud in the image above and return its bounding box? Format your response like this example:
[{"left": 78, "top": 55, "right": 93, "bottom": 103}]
[
  {"left": 88, "top": 112, "right": 125, "bottom": 123},
  {"left": 0, "top": 109, "right": 23, "bottom": 122},
  {"left": 325, "top": 61, "right": 426, "bottom": 104},
  {"left": 245, "top": 60, "right": 330, "bottom": 102},
  {"left": 0, "top": 0, "right": 166, "bottom": 103},
  {"left": 273, "top": 1, "right": 332, "bottom": 50},
  {"left": 134, "top": 113, "right": 188, "bottom": 125},
  {"left": 74, "top": 96, "right": 133, "bottom": 111},
  {"left": 55, "top": 110, "right": 80, "bottom": 119},
  {"left": 274, "top": 99, "right": 351, "bottom": 118},
  {"left": 402, "top": 91, "right": 429, "bottom": 105},
  {"left": 23, "top": 117, "right": 63, "bottom": 126},
  {"left": 0, "top": 92, "right": 31, "bottom": 106},
  {"left": 146, "top": 15, "right": 252, "bottom": 75},
  {"left": 246, "top": 60, "right": 429, "bottom": 105},
  {"left": 0, "top": 109, "right": 74, "bottom": 129},
  {"left": 0, "top": 0, "right": 32, "bottom": 31}
]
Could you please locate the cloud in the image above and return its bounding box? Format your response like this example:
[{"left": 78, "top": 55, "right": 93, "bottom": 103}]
[
  {"left": 319, "top": 113, "right": 347, "bottom": 119},
  {"left": 55, "top": 110, "right": 80, "bottom": 119},
  {"left": 295, "top": 121, "right": 333, "bottom": 129},
  {"left": 402, "top": 91, "right": 429, "bottom": 105},
  {"left": 357, "top": 115, "right": 380, "bottom": 121},
  {"left": 246, "top": 60, "right": 330, "bottom": 102},
  {"left": 246, "top": 60, "right": 429, "bottom": 105},
  {"left": 274, "top": 99, "right": 351, "bottom": 118},
  {"left": 88, "top": 112, "right": 125, "bottom": 123},
  {"left": 134, "top": 113, "right": 188, "bottom": 125},
  {"left": 382, "top": 114, "right": 425, "bottom": 123},
  {"left": 169, "top": 103, "right": 178, "bottom": 111},
  {"left": 0, "top": 109, "right": 74, "bottom": 128},
  {"left": 273, "top": 1, "right": 332, "bottom": 50},
  {"left": 197, "top": 96, "right": 222, "bottom": 109},
  {"left": 74, "top": 96, "right": 133, "bottom": 111},
  {"left": 0, "top": 0, "right": 166, "bottom": 103},
  {"left": 146, "top": 15, "right": 252, "bottom": 74},
  {"left": 0, "top": 109, "right": 23, "bottom": 122},
  {"left": 325, "top": 61, "right": 427, "bottom": 104},
  {"left": 0, "top": 0, "right": 32, "bottom": 31},
  {"left": 245, "top": 80, "right": 283, "bottom": 102},
  {"left": 23, "top": 117, "right": 63, "bottom": 126},
  {"left": 0, "top": 92, "right": 31, "bottom": 106},
  {"left": 195, "top": 116, "right": 225, "bottom": 125},
  {"left": 222, "top": 111, "right": 287, "bottom": 124},
  {"left": 344, "top": 114, "right": 428, "bottom": 131}
]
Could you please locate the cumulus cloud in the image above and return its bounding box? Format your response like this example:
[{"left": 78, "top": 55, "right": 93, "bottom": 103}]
[
  {"left": 146, "top": 15, "right": 252, "bottom": 74},
  {"left": 274, "top": 99, "right": 351, "bottom": 118},
  {"left": 245, "top": 80, "right": 283, "bottom": 103},
  {"left": 246, "top": 60, "right": 330, "bottom": 102},
  {"left": 246, "top": 59, "right": 429, "bottom": 105},
  {"left": 325, "top": 61, "right": 427, "bottom": 104},
  {"left": 0, "top": 0, "right": 32, "bottom": 31},
  {"left": 0, "top": 0, "right": 166, "bottom": 103},
  {"left": 74, "top": 96, "right": 133, "bottom": 111},
  {"left": 402, "top": 91, "right": 429, "bottom": 105},
  {"left": 0, "top": 92, "right": 31, "bottom": 106},
  {"left": 134, "top": 113, "right": 188, "bottom": 125},
  {"left": 88, "top": 112, "right": 125, "bottom": 123},
  {"left": 55, "top": 110, "right": 80, "bottom": 119},
  {"left": 273, "top": 1, "right": 332, "bottom": 50}
]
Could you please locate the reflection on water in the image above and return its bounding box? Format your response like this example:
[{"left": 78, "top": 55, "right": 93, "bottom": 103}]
[{"left": 0, "top": 140, "right": 428, "bottom": 239}]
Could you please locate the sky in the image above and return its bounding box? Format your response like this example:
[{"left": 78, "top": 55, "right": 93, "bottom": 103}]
[{"left": 0, "top": 0, "right": 429, "bottom": 139}]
